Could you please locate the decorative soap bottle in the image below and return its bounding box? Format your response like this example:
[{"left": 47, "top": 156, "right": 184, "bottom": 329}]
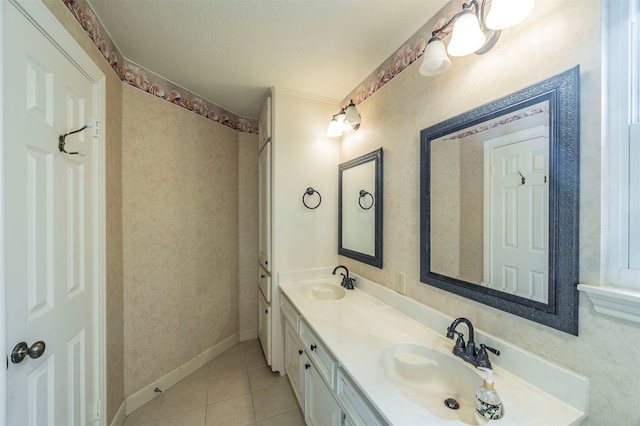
[{"left": 475, "top": 367, "right": 503, "bottom": 420}]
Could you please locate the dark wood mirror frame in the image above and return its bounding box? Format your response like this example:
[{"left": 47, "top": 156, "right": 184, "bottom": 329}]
[
  {"left": 339, "top": 148, "right": 383, "bottom": 268},
  {"left": 420, "top": 66, "right": 580, "bottom": 335}
]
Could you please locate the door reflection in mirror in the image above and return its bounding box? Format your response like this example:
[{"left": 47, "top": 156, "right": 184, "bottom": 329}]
[{"left": 429, "top": 101, "right": 550, "bottom": 302}]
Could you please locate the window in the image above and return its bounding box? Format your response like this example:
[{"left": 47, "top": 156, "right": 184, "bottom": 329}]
[
  {"left": 580, "top": 0, "right": 640, "bottom": 324},
  {"left": 607, "top": 0, "right": 640, "bottom": 290}
]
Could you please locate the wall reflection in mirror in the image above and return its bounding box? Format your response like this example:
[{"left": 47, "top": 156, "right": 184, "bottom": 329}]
[
  {"left": 339, "top": 148, "right": 383, "bottom": 268},
  {"left": 430, "top": 100, "right": 550, "bottom": 303},
  {"left": 420, "top": 66, "right": 580, "bottom": 335}
]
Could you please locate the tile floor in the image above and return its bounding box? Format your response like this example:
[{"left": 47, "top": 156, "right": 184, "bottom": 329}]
[{"left": 123, "top": 339, "right": 305, "bottom": 426}]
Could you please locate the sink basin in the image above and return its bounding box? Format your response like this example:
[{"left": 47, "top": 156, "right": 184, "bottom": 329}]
[
  {"left": 304, "top": 282, "right": 346, "bottom": 300},
  {"left": 380, "top": 343, "right": 485, "bottom": 425}
]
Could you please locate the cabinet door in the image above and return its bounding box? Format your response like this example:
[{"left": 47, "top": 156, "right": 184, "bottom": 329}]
[
  {"left": 258, "top": 142, "right": 271, "bottom": 272},
  {"left": 258, "top": 290, "right": 271, "bottom": 365},
  {"left": 284, "top": 320, "right": 305, "bottom": 409},
  {"left": 305, "top": 362, "right": 342, "bottom": 426},
  {"left": 258, "top": 97, "right": 272, "bottom": 150}
]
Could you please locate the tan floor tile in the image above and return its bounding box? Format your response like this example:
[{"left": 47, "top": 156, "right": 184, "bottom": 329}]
[
  {"left": 171, "top": 364, "right": 211, "bottom": 391},
  {"left": 252, "top": 383, "right": 297, "bottom": 421},
  {"left": 208, "top": 372, "right": 251, "bottom": 404},
  {"left": 123, "top": 395, "right": 162, "bottom": 426},
  {"left": 210, "top": 345, "right": 247, "bottom": 378},
  {"left": 248, "top": 366, "right": 287, "bottom": 392},
  {"left": 244, "top": 344, "right": 267, "bottom": 369},
  {"left": 154, "top": 406, "right": 206, "bottom": 426},
  {"left": 242, "top": 339, "right": 261, "bottom": 352},
  {"left": 257, "top": 408, "right": 305, "bottom": 426},
  {"left": 205, "top": 394, "right": 255, "bottom": 426},
  {"left": 157, "top": 381, "right": 208, "bottom": 418}
]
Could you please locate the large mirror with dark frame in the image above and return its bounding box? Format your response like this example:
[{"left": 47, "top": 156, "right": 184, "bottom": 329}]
[
  {"left": 339, "top": 148, "right": 383, "bottom": 268},
  {"left": 420, "top": 66, "right": 580, "bottom": 335}
]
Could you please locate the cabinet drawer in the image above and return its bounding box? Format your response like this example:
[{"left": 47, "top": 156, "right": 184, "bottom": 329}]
[
  {"left": 337, "top": 368, "right": 386, "bottom": 426},
  {"left": 280, "top": 293, "right": 299, "bottom": 331},
  {"left": 258, "top": 268, "right": 271, "bottom": 302},
  {"left": 300, "top": 319, "right": 337, "bottom": 389}
]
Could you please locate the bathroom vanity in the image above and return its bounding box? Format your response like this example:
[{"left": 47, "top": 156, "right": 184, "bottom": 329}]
[{"left": 279, "top": 268, "right": 587, "bottom": 425}]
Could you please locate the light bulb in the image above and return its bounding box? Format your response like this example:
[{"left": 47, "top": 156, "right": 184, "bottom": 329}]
[
  {"left": 486, "top": 0, "right": 534, "bottom": 30},
  {"left": 447, "top": 11, "right": 486, "bottom": 57},
  {"left": 327, "top": 117, "right": 343, "bottom": 137}
]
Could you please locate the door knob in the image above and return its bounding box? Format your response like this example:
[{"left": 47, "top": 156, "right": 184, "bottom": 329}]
[{"left": 11, "top": 341, "right": 46, "bottom": 364}]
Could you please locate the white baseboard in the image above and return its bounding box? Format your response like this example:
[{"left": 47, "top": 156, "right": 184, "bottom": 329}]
[
  {"left": 239, "top": 328, "right": 258, "bottom": 341},
  {"left": 109, "top": 400, "right": 127, "bottom": 426},
  {"left": 124, "top": 333, "right": 239, "bottom": 415}
]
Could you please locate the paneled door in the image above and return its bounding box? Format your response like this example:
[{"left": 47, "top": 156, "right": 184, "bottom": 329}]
[
  {"left": 485, "top": 127, "right": 549, "bottom": 302},
  {"left": 3, "top": 1, "right": 105, "bottom": 424}
]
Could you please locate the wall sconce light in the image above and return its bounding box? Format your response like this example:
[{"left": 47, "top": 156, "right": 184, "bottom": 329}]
[
  {"left": 419, "top": 0, "right": 534, "bottom": 76},
  {"left": 327, "top": 100, "right": 361, "bottom": 137}
]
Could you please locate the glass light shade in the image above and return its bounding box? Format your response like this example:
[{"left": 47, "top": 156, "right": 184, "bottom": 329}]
[
  {"left": 419, "top": 38, "right": 452, "bottom": 76},
  {"left": 337, "top": 109, "right": 352, "bottom": 132},
  {"left": 327, "top": 117, "right": 343, "bottom": 137},
  {"left": 344, "top": 100, "right": 361, "bottom": 126},
  {"left": 447, "top": 12, "right": 486, "bottom": 57},
  {"left": 485, "top": 0, "right": 534, "bottom": 30}
]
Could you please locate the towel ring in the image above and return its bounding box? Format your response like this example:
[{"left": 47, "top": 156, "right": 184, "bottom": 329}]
[
  {"left": 358, "top": 190, "right": 374, "bottom": 210},
  {"left": 302, "top": 187, "right": 321, "bottom": 209}
]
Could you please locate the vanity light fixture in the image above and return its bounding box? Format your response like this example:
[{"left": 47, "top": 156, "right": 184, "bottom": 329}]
[
  {"left": 419, "top": 0, "right": 534, "bottom": 77},
  {"left": 327, "top": 100, "right": 361, "bottom": 137}
]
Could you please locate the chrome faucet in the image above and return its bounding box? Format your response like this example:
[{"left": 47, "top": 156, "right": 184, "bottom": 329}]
[
  {"left": 332, "top": 265, "right": 355, "bottom": 290},
  {"left": 446, "top": 317, "right": 500, "bottom": 369}
]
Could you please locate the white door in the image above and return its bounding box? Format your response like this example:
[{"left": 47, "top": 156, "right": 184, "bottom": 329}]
[
  {"left": 484, "top": 127, "right": 549, "bottom": 302},
  {"left": 3, "top": 2, "right": 104, "bottom": 424}
]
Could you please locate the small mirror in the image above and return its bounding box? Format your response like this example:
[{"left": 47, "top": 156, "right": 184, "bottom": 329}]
[
  {"left": 339, "top": 148, "right": 383, "bottom": 268},
  {"left": 420, "top": 67, "right": 580, "bottom": 335}
]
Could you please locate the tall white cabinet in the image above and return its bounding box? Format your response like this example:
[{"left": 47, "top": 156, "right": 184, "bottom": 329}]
[
  {"left": 257, "top": 88, "right": 340, "bottom": 374},
  {"left": 258, "top": 98, "right": 272, "bottom": 364}
]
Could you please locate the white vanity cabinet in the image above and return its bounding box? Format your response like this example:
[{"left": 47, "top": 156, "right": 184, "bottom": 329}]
[
  {"left": 337, "top": 368, "right": 386, "bottom": 426},
  {"left": 284, "top": 319, "right": 305, "bottom": 407},
  {"left": 282, "top": 295, "right": 305, "bottom": 407},
  {"left": 305, "top": 361, "right": 342, "bottom": 426},
  {"left": 281, "top": 293, "right": 381, "bottom": 426}
]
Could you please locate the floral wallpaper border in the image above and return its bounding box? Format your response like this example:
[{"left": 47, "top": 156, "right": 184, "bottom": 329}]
[
  {"left": 61, "top": 0, "right": 471, "bottom": 130},
  {"left": 340, "top": 0, "right": 473, "bottom": 109},
  {"left": 61, "top": 0, "right": 258, "bottom": 134},
  {"left": 442, "top": 106, "right": 547, "bottom": 141}
]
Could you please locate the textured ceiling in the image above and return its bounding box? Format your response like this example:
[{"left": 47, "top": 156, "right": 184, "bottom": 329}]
[{"left": 87, "top": 0, "right": 448, "bottom": 119}]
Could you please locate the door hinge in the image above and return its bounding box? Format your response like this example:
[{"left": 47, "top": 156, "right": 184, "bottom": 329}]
[{"left": 95, "top": 400, "right": 101, "bottom": 420}]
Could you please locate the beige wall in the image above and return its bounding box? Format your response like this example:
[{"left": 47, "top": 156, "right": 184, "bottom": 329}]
[
  {"left": 42, "top": 0, "right": 125, "bottom": 422},
  {"left": 45, "top": 1, "right": 259, "bottom": 419},
  {"left": 340, "top": 1, "right": 639, "bottom": 424},
  {"left": 122, "top": 84, "right": 240, "bottom": 394}
]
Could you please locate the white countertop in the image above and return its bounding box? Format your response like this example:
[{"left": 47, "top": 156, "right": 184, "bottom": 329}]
[{"left": 279, "top": 268, "right": 586, "bottom": 426}]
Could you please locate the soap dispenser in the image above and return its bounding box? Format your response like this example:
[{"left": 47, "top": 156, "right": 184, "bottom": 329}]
[{"left": 475, "top": 367, "right": 503, "bottom": 420}]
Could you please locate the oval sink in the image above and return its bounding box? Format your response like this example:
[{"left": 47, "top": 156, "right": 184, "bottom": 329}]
[
  {"left": 304, "top": 282, "right": 346, "bottom": 300},
  {"left": 380, "top": 343, "right": 485, "bottom": 425}
]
